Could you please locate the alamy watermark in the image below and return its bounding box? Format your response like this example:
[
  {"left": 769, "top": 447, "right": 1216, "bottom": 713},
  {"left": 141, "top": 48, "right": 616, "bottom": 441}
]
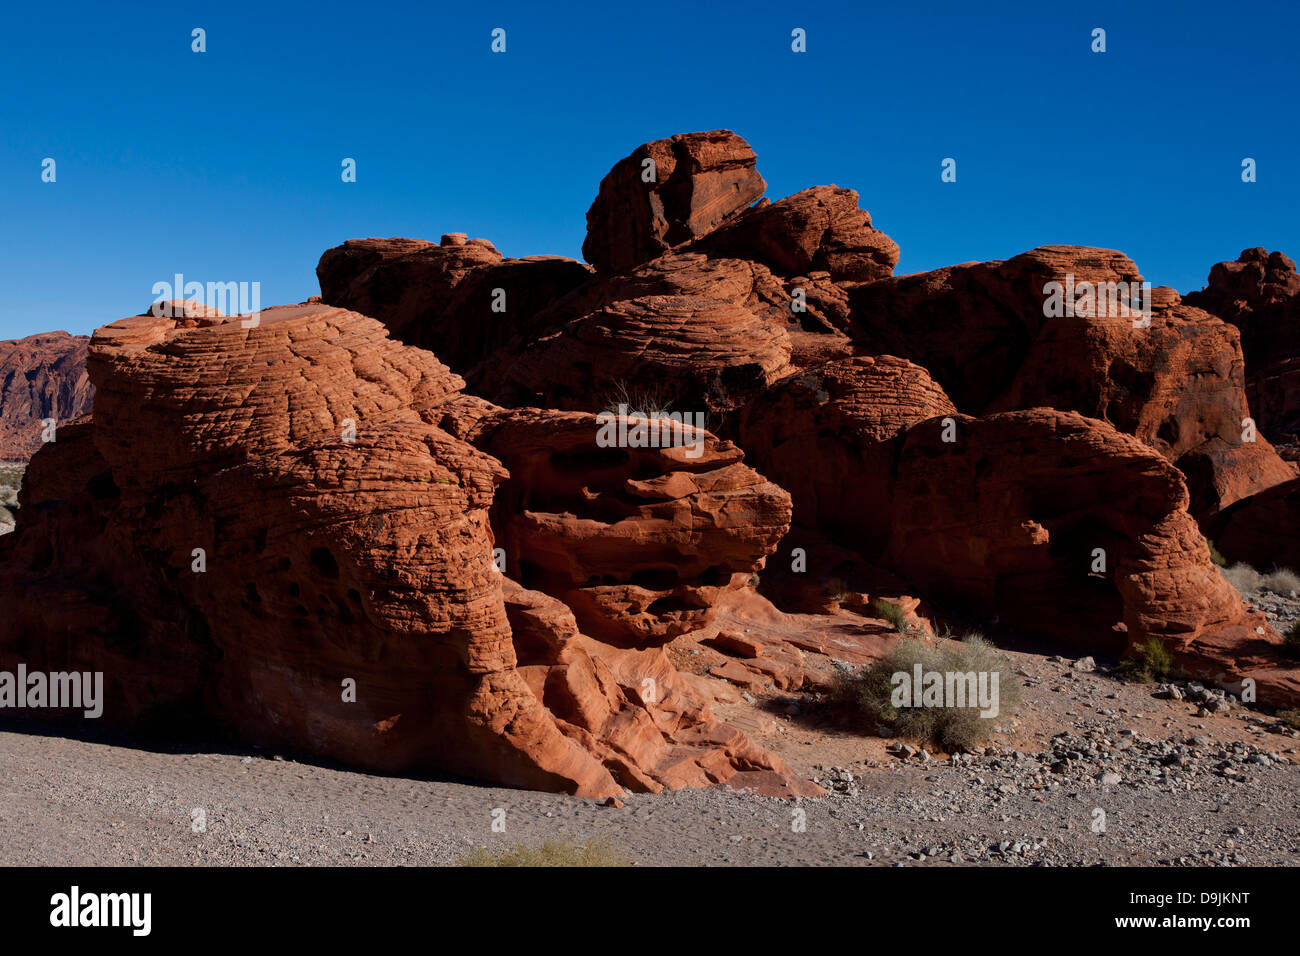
[
  {"left": 0, "top": 664, "right": 103, "bottom": 718},
  {"left": 151, "top": 273, "right": 261, "bottom": 327},
  {"left": 1042, "top": 274, "right": 1152, "bottom": 328},
  {"left": 596, "top": 404, "right": 706, "bottom": 459},
  {"left": 891, "top": 663, "right": 1000, "bottom": 718}
]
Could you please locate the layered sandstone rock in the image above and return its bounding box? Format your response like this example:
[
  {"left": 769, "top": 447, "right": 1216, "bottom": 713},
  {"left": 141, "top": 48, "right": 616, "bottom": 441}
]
[
  {"left": 316, "top": 235, "right": 592, "bottom": 376},
  {"left": 695, "top": 185, "right": 899, "bottom": 283},
  {"left": 0, "top": 332, "right": 93, "bottom": 460},
  {"left": 736, "top": 356, "right": 956, "bottom": 555},
  {"left": 849, "top": 246, "right": 1293, "bottom": 517},
  {"left": 0, "top": 302, "right": 813, "bottom": 797},
  {"left": 1185, "top": 248, "right": 1300, "bottom": 442},
  {"left": 436, "top": 403, "right": 793, "bottom": 646},
  {"left": 887, "top": 410, "right": 1281, "bottom": 681},
  {"left": 582, "top": 130, "right": 766, "bottom": 273}
]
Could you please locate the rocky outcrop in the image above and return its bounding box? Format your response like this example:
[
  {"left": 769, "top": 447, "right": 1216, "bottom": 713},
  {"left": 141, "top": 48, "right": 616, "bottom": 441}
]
[
  {"left": 582, "top": 130, "right": 766, "bottom": 273},
  {"left": 439, "top": 404, "right": 793, "bottom": 646},
  {"left": 1185, "top": 248, "right": 1300, "bottom": 442},
  {"left": 736, "top": 356, "right": 956, "bottom": 555},
  {"left": 0, "top": 303, "right": 814, "bottom": 798},
  {"left": 315, "top": 235, "right": 592, "bottom": 376},
  {"left": 8, "top": 127, "right": 1300, "bottom": 794},
  {"left": 849, "top": 246, "right": 1293, "bottom": 518},
  {"left": 887, "top": 410, "right": 1281, "bottom": 678},
  {"left": 0, "top": 332, "right": 93, "bottom": 460},
  {"left": 695, "top": 185, "right": 898, "bottom": 283}
]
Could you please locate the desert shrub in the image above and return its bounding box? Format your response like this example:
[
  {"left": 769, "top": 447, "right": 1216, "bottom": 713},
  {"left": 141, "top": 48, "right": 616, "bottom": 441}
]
[
  {"left": 834, "top": 635, "right": 1022, "bottom": 752},
  {"left": 1207, "top": 539, "right": 1228, "bottom": 567},
  {"left": 1262, "top": 568, "right": 1300, "bottom": 595},
  {"left": 601, "top": 380, "right": 674, "bottom": 418},
  {"left": 1118, "top": 637, "right": 1175, "bottom": 683},
  {"left": 1220, "top": 562, "right": 1262, "bottom": 595},
  {"left": 1277, "top": 709, "right": 1300, "bottom": 731},
  {"left": 871, "top": 597, "right": 909, "bottom": 633},
  {"left": 457, "top": 837, "right": 631, "bottom": 867}
]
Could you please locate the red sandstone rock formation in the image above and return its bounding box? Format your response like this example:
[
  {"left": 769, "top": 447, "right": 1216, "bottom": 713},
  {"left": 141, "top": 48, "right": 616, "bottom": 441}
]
[
  {"left": 695, "top": 185, "right": 899, "bottom": 283},
  {"left": 736, "top": 356, "right": 956, "bottom": 555},
  {"left": 439, "top": 404, "right": 793, "bottom": 646},
  {"left": 1184, "top": 248, "right": 1300, "bottom": 443},
  {"left": 582, "top": 130, "right": 766, "bottom": 274},
  {"left": 887, "top": 410, "right": 1282, "bottom": 679},
  {"left": 0, "top": 332, "right": 93, "bottom": 461},
  {"left": 316, "top": 235, "right": 592, "bottom": 375},
  {"left": 849, "top": 246, "right": 1293, "bottom": 518},
  {"left": 7, "top": 129, "right": 1300, "bottom": 795},
  {"left": 0, "top": 302, "right": 815, "bottom": 797}
]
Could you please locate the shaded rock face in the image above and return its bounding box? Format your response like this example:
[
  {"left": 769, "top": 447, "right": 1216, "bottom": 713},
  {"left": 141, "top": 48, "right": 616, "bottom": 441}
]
[
  {"left": 887, "top": 411, "right": 1275, "bottom": 667},
  {"left": 0, "top": 303, "right": 814, "bottom": 798},
  {"left": 736, "top": 356, "right": 956, "bottom": 555},
  {"left": 316, "top": 236, "right": 592, "bottom": 376},
  {"left": 0, "top": 332, "right": 93, "bottom": 461},
  {"left": 582, "top": 130, "right": 766, "bottom": 274},
  {"left": 1208, "top": 476, "right": 1300, "bottom": 573},
  {"left": 849, "top": 245, "right": 1293, "bottom": 518},
  {"left": 1185, "top": 248, "right": 1300, "bottom": 442}
]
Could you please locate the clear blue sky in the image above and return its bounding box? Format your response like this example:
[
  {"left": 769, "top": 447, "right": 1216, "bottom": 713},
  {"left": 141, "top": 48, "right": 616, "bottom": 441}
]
[{"left": 1, "top": 0, "right": 1296, "bottom": 339}]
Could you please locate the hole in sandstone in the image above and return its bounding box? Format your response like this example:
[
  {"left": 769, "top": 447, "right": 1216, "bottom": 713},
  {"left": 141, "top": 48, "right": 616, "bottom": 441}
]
[
  {"left": 1157, "top": 416, "right": 1180, "bottom": 446},
  {"left": 629, "top": 568, "right": 680, "bottom": 590},
  {"left": 697, "top": 565, "right": 726, "bottom": 587},
  {"left": 253, "top": 527, "right": 268, "bottom": 553},
  {"left": 246, "top": 583, "right": 261, "bottom": 604},
  {"left": 646, "top": 594, "right": 697, "bottom": 615},
  {"left": 287, "top": 582, "right": 300, "bottom": 597},
  {"left": 86, "top": 471, "right": 119, "bottom": 501},
  {"left": 347, "top": 588, "right": 362, "bottom": 604},
  {"left": 550, "top": 447, "right": 630, "bottom": 476},
  {"left": 310, "top": 547, "right": 340, "bottom": 579}
]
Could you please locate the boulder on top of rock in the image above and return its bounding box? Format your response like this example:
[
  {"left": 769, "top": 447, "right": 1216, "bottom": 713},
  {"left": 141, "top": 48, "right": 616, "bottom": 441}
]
[
  {"left": 694, "top": 185, "right": 899, "bottom": 283},
  {"left": 317, "top": 236, "right": 592, "bottom": 377},
  {"left": 316, "top": 236, "right": 503, "bottom": 343},
  {"left": 583, "top": 130, "right": 766, "bottom": 273}
]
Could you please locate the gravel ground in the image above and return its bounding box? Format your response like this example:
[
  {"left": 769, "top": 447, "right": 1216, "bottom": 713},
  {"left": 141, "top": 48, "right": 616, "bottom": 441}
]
[{"left": 2, "top": 645, "right": 1298, "bottom": 867}]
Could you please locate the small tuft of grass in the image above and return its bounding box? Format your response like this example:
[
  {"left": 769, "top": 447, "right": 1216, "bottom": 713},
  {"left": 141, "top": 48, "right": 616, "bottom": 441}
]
[
  {"left": 832, "top": 634, "right": 1022, "bottom": 752},
  {"left": 1207, "top": 539, "right": 1228, "bottom": 568},
  {"left": 1277, "top": 709, "right": 1300, "bottom": 731},
  {"left": 601, "top": 380, "right": 675, "bottom": 419},
  {"left": 871, "top": 597, "right": 909, "bottom": 634},
  {"left": 1118, "top": 637, "right": 1175, "bottom": 683},
  {"left": 457, "top": 837, "right": 632, "bottom": 867}
]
